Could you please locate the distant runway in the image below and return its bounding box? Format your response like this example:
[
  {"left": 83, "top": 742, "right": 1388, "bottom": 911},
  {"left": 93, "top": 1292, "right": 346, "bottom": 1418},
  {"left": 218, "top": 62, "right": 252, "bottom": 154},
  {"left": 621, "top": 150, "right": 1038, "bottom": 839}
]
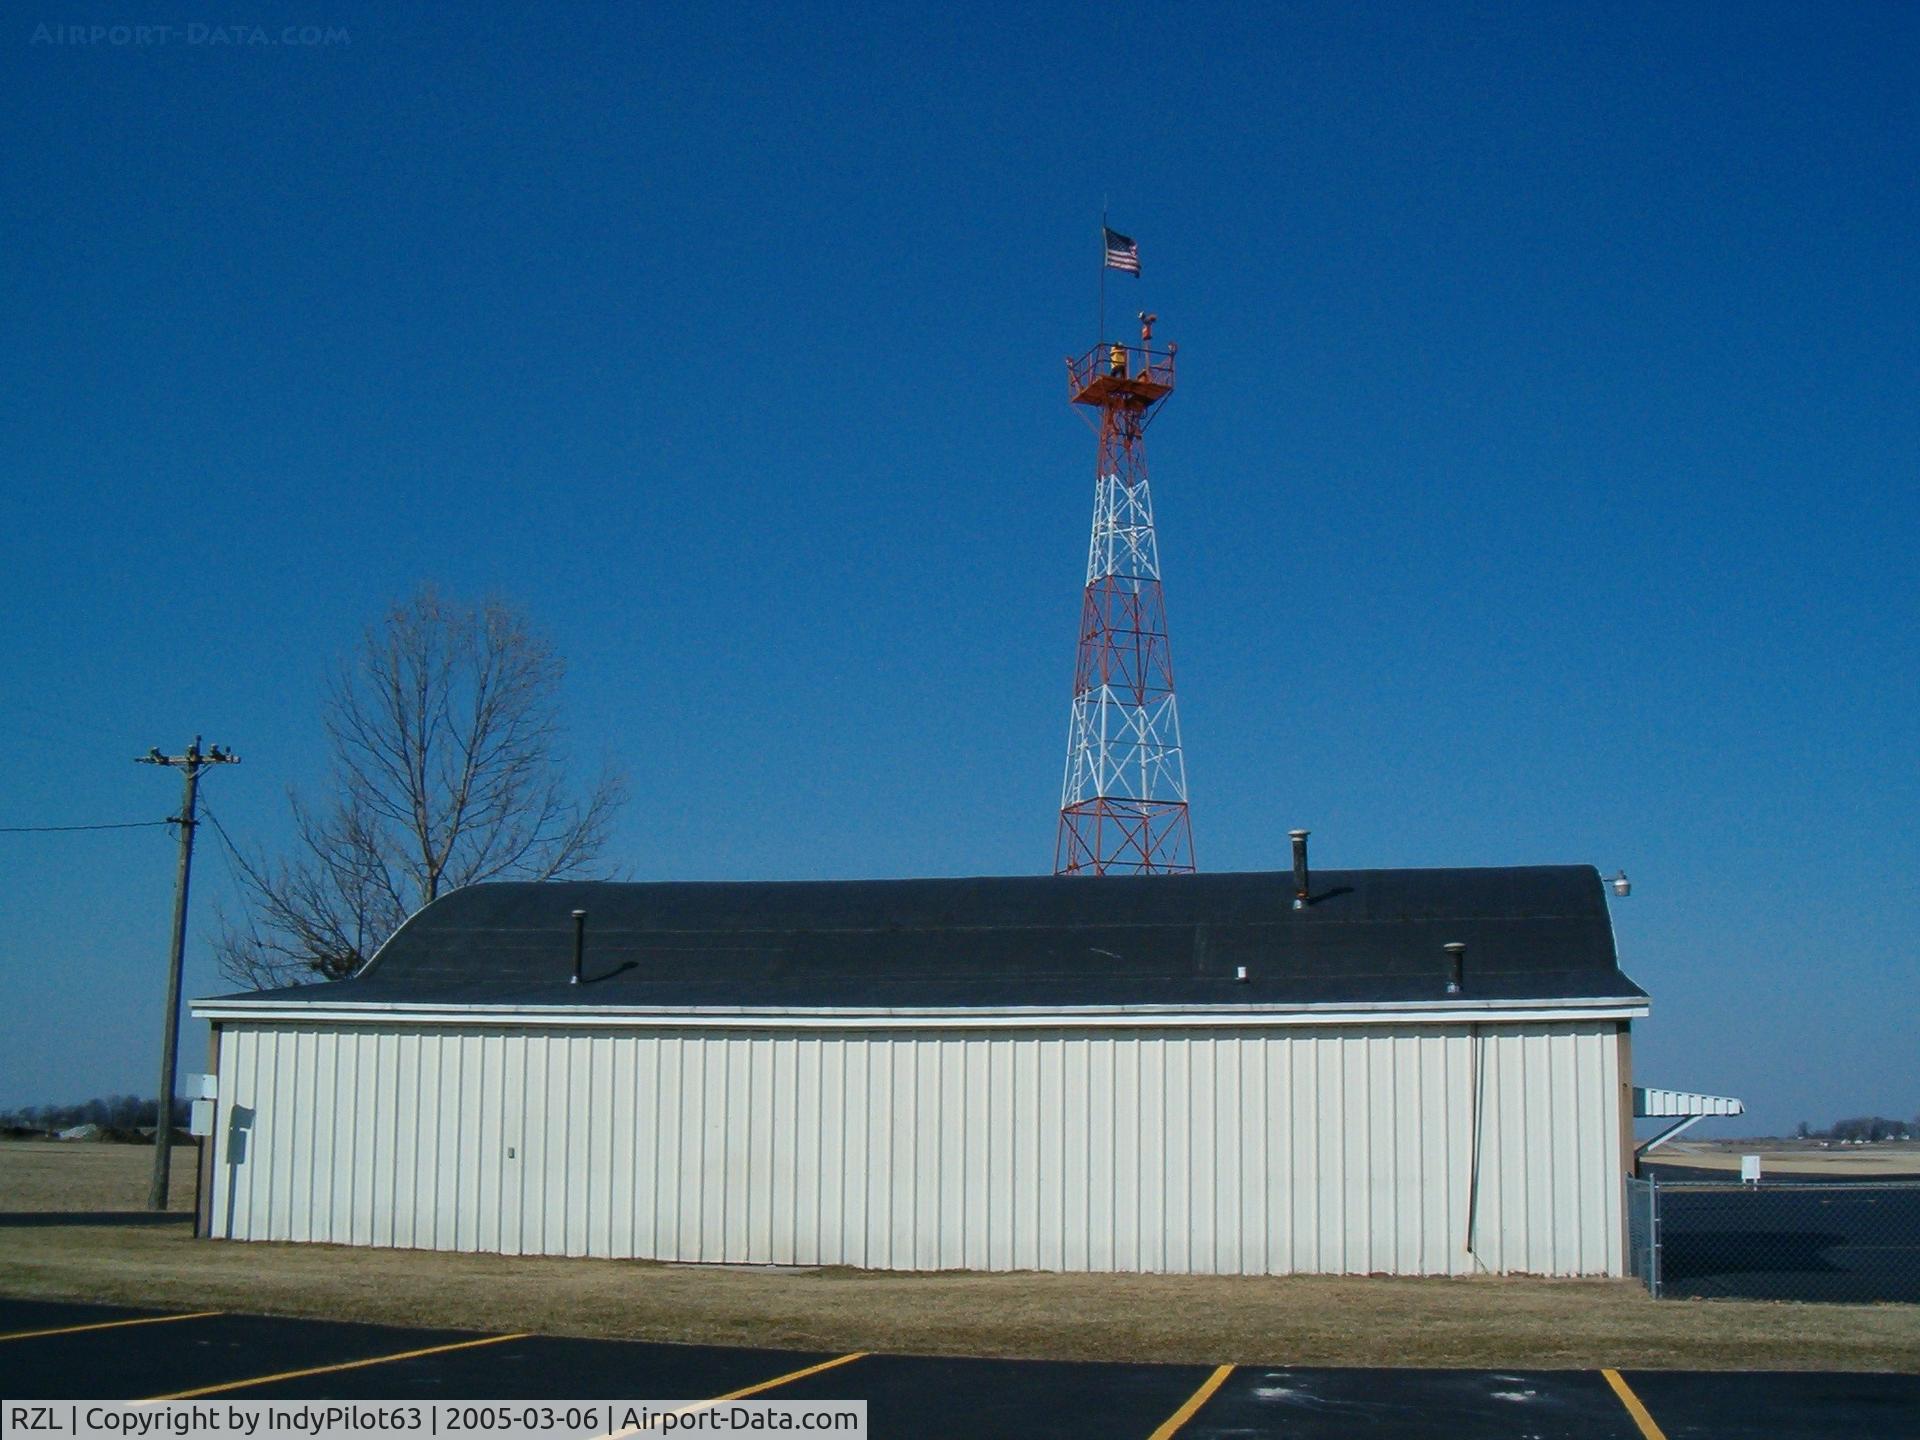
[{"left": 3, "top": 1297, "right": 1917, "bottom": 1438}]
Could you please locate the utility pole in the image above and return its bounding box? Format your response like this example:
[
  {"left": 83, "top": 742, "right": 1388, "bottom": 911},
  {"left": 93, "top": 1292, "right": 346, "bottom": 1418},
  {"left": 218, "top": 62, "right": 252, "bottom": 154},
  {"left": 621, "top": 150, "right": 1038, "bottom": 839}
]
[{"left": 136, "top": 736, "right": 239, "bottom": 1211}]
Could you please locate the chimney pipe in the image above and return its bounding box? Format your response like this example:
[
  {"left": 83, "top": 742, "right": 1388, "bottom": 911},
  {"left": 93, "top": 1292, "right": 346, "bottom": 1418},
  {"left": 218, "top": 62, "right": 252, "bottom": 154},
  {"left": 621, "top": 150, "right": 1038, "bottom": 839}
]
[
  {"left": 1289, "top": 829, "right": 1310, "bottom": 910},
  {"left": 570, "top": 909, "right": 587, "bottom": 986},
  {"left": 1444, "top": 941, "right": 1465, "bottom": 995}
]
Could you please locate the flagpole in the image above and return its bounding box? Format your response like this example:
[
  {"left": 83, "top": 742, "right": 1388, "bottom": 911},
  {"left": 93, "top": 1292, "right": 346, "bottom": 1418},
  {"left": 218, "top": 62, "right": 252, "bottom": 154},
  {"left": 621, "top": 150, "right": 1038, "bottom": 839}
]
[{"left": 1098, "top": 203, "right": 1107, "bottom": 346}]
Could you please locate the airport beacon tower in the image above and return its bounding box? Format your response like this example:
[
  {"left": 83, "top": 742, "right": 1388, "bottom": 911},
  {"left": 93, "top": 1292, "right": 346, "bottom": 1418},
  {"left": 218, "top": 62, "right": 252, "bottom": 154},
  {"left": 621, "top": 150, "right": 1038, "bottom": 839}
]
[{"left": 1054, "top": 304, "right": 1195, "bottom": 875}]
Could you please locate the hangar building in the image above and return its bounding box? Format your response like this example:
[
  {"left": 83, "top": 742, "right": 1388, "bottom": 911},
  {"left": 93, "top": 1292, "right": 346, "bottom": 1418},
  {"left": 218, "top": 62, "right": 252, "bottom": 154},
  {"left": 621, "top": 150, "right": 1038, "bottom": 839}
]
[{"left": 192, "top": 860, "right": 1647, "bottom": 1276}]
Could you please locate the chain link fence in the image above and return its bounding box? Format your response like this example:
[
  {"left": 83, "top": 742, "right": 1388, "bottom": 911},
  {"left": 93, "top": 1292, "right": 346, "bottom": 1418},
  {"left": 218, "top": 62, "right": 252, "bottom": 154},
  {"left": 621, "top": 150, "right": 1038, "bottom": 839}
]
[{"left": 1627, "top": 1174, "right": 1920, "bottom": 1303}]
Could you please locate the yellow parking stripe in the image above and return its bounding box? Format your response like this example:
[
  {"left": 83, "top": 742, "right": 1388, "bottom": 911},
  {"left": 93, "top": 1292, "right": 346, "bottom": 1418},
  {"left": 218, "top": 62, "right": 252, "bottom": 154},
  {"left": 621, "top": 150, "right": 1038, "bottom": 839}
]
[
  {"left": 1148, "top": 1364, "right": 1235, "bottom": 1440},
  {"left": 700, "top": 1350, "right": 868, "bottom": 1404},
  {"left": 599, "top": 1352, "right": 869, "bottom": 1439},
  {"left": 144, "top": 1331, "right": 531, "bottom": 1400},
  {"left": 1602, "top": 1368, "right": 1670, "bottom": 1440},
  {"left": 0, "top": 1311, "right": 222, "bottom": 1343}
]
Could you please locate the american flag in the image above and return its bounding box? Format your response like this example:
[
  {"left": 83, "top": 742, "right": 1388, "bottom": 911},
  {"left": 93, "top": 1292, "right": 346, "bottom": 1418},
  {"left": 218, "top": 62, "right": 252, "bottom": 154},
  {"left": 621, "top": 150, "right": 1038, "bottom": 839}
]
[{"left": 1103, "top": 227, "right": 1140, "bottom": 275}]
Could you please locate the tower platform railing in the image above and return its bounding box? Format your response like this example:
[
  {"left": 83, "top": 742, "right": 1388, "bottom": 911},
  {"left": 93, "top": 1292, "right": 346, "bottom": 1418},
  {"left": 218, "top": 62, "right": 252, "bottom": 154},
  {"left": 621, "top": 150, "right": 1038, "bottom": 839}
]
[{"left": 1067, "top": 343, "right": 1177, "bottom": 406}]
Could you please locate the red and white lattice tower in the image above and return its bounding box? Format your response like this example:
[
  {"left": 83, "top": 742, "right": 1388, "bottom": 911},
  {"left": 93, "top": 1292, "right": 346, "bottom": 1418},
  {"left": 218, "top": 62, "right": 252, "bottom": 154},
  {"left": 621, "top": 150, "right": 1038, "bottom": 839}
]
[{"left": 1054, "top": 316, "right": 1195, "bottom": 874}]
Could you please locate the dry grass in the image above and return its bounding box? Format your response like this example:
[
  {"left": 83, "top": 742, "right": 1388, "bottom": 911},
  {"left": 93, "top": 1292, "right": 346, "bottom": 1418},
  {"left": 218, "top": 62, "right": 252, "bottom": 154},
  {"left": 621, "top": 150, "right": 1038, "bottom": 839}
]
[
  {"left": 2, "top": 1142, "right": 1914, "bottom": 1372},
  {"left": 1663, "top": 1140, "right": 1920, "bottom": 1178},
  {"left": 0, "top": 1139, "right": 197, "bottom": 1213}
]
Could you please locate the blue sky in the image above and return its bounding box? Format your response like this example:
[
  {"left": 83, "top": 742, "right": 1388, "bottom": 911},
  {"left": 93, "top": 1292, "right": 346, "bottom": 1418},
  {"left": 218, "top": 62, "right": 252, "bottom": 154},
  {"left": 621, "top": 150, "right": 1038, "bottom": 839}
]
[{"left": 1, "top": 2, "right": 1914, "bottom": 1136}]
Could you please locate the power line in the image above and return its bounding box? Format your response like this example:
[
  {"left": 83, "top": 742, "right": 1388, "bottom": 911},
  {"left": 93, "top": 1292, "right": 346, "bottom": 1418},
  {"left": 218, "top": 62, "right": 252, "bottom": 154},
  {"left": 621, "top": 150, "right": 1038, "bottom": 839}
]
[
  {"left": 196, "top": 796, "right": 252, "bottom": 893},
  {"left": 0, "top": 819, "right": 174, "bottom": 834},
  {"left": 196, "top": 794, "right": 243, "bottom": 857}
]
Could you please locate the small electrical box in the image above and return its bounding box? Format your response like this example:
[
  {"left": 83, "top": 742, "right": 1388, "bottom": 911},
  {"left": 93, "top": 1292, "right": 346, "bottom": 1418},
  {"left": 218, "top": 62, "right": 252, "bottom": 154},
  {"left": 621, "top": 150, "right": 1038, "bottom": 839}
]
[{"left": 188, "top": 1099, "right": 216, "bottom": 1137}]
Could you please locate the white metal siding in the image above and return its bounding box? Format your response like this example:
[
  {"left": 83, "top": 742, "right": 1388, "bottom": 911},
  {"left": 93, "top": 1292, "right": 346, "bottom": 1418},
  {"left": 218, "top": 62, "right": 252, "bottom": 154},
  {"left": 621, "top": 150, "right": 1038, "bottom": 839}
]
[{"left": 210, "top": 1021, "right": 1624, "bottom": 1276}]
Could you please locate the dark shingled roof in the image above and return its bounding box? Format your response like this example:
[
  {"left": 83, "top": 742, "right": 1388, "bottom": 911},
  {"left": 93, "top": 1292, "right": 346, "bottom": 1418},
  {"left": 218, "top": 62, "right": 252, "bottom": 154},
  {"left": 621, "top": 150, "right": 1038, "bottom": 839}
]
[{"left": 217, "top": 866, "right": 1645, "bottom": 1012}]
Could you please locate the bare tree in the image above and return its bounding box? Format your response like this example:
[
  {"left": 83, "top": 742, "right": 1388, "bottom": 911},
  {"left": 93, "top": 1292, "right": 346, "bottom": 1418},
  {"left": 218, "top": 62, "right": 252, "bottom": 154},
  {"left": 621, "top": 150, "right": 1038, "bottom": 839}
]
[{"left": 217, "top": 586, "right": 625, "bottom": 988}]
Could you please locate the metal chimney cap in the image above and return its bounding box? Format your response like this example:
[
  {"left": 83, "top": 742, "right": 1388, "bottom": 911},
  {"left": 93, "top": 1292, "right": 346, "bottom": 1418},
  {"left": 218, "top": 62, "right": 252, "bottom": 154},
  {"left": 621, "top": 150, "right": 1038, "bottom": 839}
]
[
  {"left": 571, "top": 909, "right": 588, "bottom": 919},
  {"left": 1288, "top": 828, "right": 1310, "bottom": 840},
  {"left": 1443, "top": 942, "right": 1466, "bottom": 955}
]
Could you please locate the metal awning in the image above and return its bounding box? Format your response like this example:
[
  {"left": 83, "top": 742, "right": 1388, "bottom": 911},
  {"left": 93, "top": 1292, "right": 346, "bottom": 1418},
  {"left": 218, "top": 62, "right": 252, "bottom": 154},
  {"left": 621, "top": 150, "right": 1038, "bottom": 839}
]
[{"left": 1633, "top": 1086, "right": 1745, "bottom": 1157}]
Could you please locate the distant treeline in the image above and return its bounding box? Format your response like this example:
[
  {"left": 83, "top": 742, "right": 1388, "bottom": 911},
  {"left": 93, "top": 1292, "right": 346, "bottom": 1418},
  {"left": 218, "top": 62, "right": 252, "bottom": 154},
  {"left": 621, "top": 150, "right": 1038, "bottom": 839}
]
[
  {"left": 0, "top": 1095, "right": 185, "bottom": 1133},
  {"left": 1795, "top": 1115, "right": 1917, "bottom": 1142}
]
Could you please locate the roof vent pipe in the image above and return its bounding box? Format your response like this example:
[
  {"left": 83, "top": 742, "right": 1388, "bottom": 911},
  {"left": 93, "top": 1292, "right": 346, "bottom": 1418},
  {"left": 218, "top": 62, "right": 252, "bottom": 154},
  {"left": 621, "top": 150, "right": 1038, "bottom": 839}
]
[
  {"left": 1289, "top": 829, "right": 1310, "bottom": 910},
  {"left": 570, "top": 909, "right": 587, "bottom": 986},
  {"left": 1444, "top": 941, "right": 1465, "bottom": 995}
]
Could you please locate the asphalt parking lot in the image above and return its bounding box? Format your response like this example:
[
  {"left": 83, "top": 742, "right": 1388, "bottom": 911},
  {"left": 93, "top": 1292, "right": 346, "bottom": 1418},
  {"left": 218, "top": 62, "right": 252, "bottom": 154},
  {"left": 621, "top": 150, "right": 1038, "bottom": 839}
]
[{"left": 2, "top": 1297, "right": 1917, "bottom": 1437}]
